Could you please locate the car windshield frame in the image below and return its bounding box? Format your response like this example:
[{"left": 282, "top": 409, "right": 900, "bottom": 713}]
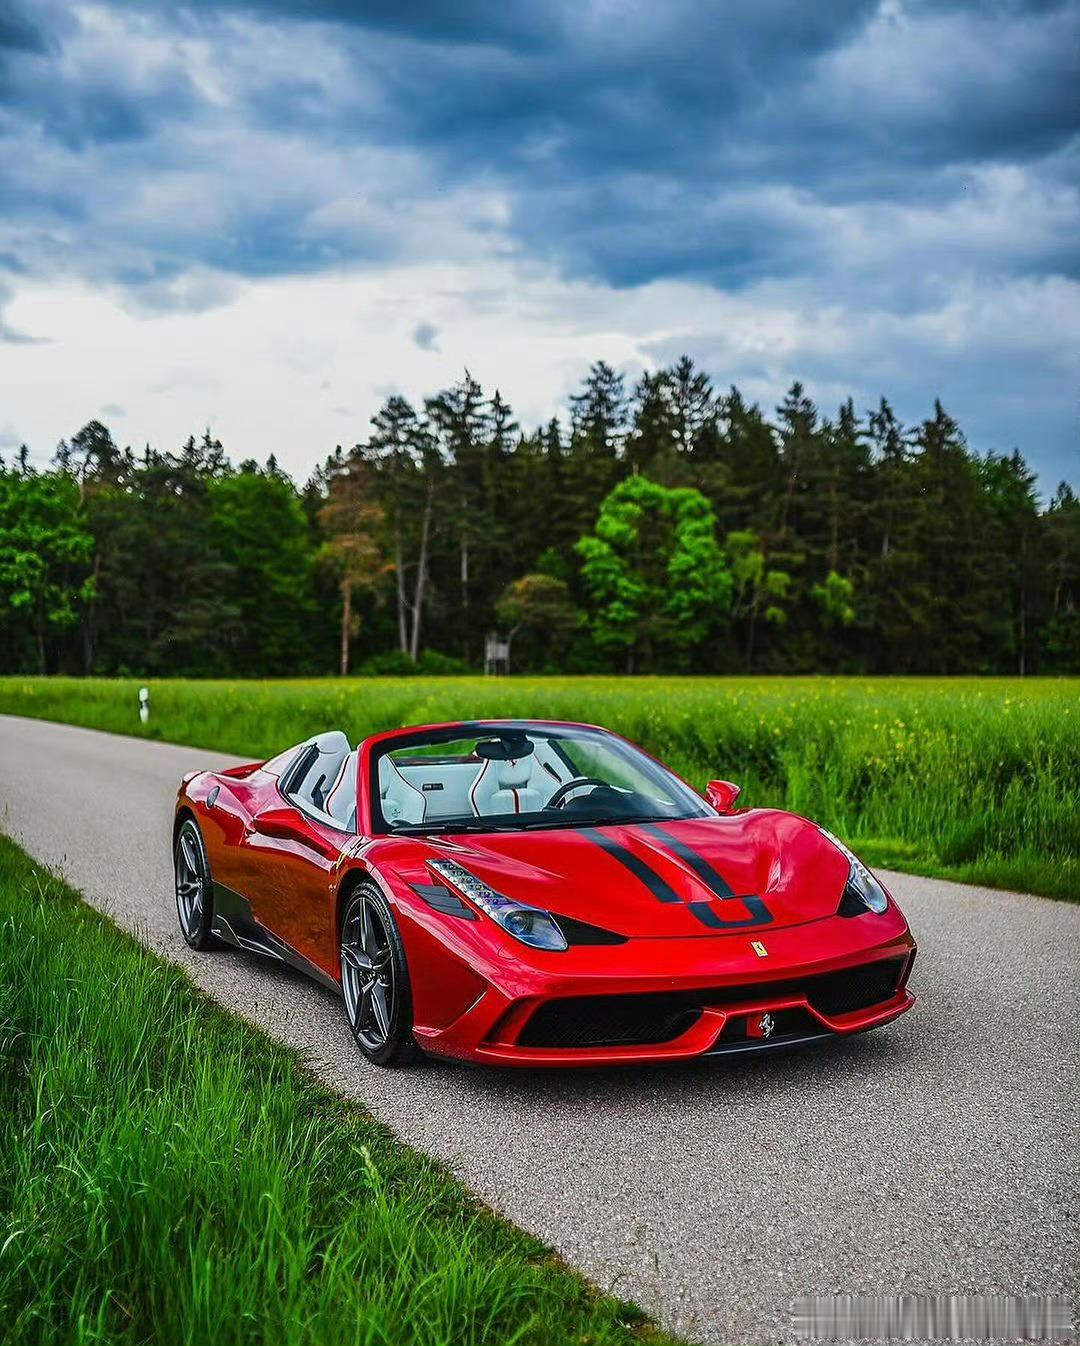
[{"left": 367, "top": 721, "right": 715, "bottom": 836}]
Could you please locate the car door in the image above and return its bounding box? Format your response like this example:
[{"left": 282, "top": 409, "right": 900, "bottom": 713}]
[{"left": 237, "top": 750, "right": 358, "bottom": 980}]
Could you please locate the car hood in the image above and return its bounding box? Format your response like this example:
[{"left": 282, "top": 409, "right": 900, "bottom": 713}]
[{"left": 407, "top": 810, "right": 851, "bottom": 938}]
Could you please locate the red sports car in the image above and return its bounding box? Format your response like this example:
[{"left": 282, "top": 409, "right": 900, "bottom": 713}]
[{"left": 173, "top": 719, "right": 916, "bottom": 1067}]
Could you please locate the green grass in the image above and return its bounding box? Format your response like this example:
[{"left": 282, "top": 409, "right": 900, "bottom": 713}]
[
  {"left": 1, "top": 674, "right": 1078, "bottom": 901},
  {"left": 0, "top": 835, "right": 682, "bottom": 1346}
]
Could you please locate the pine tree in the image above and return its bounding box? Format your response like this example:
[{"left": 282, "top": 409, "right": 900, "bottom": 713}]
[
  {"left": 907, "top": 401, "right": 997, "bottom": 671},
  {"left": 712, "top": 388, "right": 780, "bottom": 534},
  {"left": 569, "top": 360, "right": 628, "bottom": 458},
  {"left": 426, "top": 373, "right": 500, "bottom": 662},
  {"left": 667, "top": 355, "right": 717, "bottom": 456},
  {"left": 978, "top": 450, "right": 1042, "bottom": 673},
  {"left": 1041, "top": 482, "right": 1080, "bottom": 669},
  {"left": 626, "top": 370, "right": 672, "bottom": 475},
  {"left": 774, "top": 381, "right": 818, "bottom": 545},
  {"left": 364, "top": 396, "right": 439, "bottom": 660}
]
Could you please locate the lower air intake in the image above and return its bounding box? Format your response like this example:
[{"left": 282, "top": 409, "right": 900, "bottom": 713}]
[
  {"left": 516, "top": 957, "right": 906, "bottom": 1049},
  {"left": 517, "top": 996, "right": 702, "bottom": 1049},
  {"left": 804, "top": 957, "right": 905, "bottom": 1016}
]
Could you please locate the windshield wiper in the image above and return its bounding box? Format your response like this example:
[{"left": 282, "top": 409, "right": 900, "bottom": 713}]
[
  {"left": 388, "top": 820, "right": 495, "bottom": 835},
  {"left": 389, "top": 811, "right": 685, "bottom": 836}
]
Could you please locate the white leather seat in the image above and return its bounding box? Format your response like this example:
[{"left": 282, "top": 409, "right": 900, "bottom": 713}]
[
  {"left": 289, "top": 730, "right": 350, "bottom": 815},
  {"left": 325, "top": 750, "right": 357, "bottom": 829},
  {"left": 469, "top": 755, "right": 545, "bottom": 816},
  {"left": 379, "top": 756, "right": 426, "bottom": 825}
]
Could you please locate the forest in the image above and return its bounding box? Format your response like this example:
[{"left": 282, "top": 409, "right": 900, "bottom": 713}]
[{"left": 1, "top": 358, "right": 1077, "bottom": 677}]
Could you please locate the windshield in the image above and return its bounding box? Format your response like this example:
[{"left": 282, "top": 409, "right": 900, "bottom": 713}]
[{"left": 371, "top": 723, "right": 713, "bottom": 834}]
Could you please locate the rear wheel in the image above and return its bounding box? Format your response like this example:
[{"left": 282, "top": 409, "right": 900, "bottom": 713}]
[
  {"left": 174, "top": 818, "right": 221, "bottom": 950},
  {"left": 340, "top": 882, "right": 420, "bottom": 1067}
]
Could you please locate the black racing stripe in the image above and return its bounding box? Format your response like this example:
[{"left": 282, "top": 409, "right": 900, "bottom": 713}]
[
  {"left": 686, "top": 898, "right": 773, "bottom": 930},
  {"left": 579, "top": 828, "right": 681, "bottom": 903},
  {"left": 636, "top": 824, "right": 775, "bottom": 929},
  {"left": 580, "top": 825, "right": 774, "bottom": 930},
  {"left": 637, "top": 822, "right": 736, "bottom": 898}
]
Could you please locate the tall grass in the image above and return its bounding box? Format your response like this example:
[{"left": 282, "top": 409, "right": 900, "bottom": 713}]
[
  {"left": 1, "top": 675, "right": 1077, "bottom": 900},
  {"left": 0, "top": 835, "right": 675, "bottom": 1346}
]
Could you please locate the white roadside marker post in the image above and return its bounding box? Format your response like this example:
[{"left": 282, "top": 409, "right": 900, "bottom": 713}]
[{"left": 139, "top": 686, "right": 150, "bottom": 725}]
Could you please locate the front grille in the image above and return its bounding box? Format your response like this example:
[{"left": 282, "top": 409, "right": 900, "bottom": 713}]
[{"left": 515, "top": 957, "right": 905, "bottom": 1049}]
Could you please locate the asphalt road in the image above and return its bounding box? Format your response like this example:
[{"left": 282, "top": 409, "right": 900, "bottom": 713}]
[{"left": 1, "top": 714, "right": 1076, "bottom": 1345}]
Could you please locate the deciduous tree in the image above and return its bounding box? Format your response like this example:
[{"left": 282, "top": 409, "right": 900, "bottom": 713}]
[
  {"left": 318, "top": 455, "right": 385, "bottom": 676},
  {"left": 577, "top": 476, "right": 731, "bottom": 670},
  {"left": 496, "top": 573, "right": 579, "bottom": 668}
]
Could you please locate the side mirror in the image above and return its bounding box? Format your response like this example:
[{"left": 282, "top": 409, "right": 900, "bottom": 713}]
[
  {"left": 705, "top": 779, "right": 741, "bottom": 812},
  {"left": 250, "top": 805, "right": 337, "bottom": 858}
]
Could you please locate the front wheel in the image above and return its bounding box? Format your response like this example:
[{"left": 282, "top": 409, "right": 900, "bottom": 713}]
[
  {"left": 340, "top": 882, "right": 421, "bottom": 1067},
  {"left": 174, "top": 818, "right": 221, "bottom": 950}
]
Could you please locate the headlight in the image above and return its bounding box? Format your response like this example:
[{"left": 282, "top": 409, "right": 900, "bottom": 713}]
[
  {"left": 429, "top": 859, "right": 568, "bottom": 951},
  {"left": 819, "top": 828, "right": 889, "bottom": 914}
]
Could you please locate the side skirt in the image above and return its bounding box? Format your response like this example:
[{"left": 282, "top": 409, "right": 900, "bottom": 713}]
[{"left": 210, "top": 881, "right": 340, "bottom": 994}]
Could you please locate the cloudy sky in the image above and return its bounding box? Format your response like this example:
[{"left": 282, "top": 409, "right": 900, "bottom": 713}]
[{"left": 1, "top": 0, "right": 1078, "bottom": 488}]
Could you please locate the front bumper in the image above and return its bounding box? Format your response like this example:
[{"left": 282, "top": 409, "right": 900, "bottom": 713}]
[{"left": 412, "top": 910, "right": 917, "bottom": 1067}]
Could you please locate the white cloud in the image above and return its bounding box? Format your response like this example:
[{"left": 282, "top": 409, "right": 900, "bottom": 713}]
[{"left": 5, "top": 252, "right": 1077, "bottom": 485}]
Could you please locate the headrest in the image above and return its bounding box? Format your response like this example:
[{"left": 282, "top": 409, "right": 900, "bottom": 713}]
[
  {"left": 307, "top": 729, "right": 351, "bottom": 757},
  {"left": 496, "top": 756, "right": 533, "bottom": 788}
]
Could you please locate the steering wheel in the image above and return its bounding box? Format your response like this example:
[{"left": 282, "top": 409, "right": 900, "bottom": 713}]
[{"left": 548, "top": 777, "right": 610, "bottom": 809}]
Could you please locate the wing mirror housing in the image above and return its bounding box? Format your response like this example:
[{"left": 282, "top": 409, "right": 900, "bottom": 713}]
[
  {"left": 705, "top": 779, "right": 741, "bottom": 812},
  {"left": 250, "top": 805, "right": 337, "bottom": 858}
]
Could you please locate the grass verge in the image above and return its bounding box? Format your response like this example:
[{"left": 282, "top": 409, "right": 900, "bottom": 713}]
[
  {"left": 1, "top": 674, "right": 1077, "bottom": 900},
  {"left": 0, "top": 835, "right": 682, "bottom": 1346}
]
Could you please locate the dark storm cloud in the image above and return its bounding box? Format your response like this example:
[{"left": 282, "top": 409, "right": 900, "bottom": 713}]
[
  {"left": 0, "top": 0, "right": 50, "bottom": 52},
  {"left": 2, "top": 0, "right": 1076, "bottom": 287},
  {"left": 0, "top": 0, "right": 1077, "bottom": 475}
]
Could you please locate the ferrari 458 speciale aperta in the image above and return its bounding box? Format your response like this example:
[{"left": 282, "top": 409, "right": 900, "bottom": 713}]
[{"left": 173, "top": 719, "right": 916, "bottom": 1067}]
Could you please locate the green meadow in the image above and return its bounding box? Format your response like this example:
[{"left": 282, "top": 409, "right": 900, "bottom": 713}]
[{"left": 1, "top": 675, "right": 1077, "bottom": 900}]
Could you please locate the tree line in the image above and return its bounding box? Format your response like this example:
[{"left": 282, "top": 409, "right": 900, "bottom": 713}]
[{"left": 1, "top": 358, "right": 1077, "bottom": 677}]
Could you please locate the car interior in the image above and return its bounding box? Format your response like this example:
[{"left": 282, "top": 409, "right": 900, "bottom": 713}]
[
  {"left": 279, "top": 727, "right": 693, "bottom": 832},
  {"left": 281, "top": 730, "right": 358, "bottom": 831},
  {"left": 378, "top": 736, "right": 574, "bottom": 824}
]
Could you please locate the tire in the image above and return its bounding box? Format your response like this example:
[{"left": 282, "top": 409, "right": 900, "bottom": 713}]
[
  {"left": 340, "top": 881, "right": 421, "bottom": 1067},
  {"left": 174, "top": 817, "right": 221, "bottom": 950}
]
